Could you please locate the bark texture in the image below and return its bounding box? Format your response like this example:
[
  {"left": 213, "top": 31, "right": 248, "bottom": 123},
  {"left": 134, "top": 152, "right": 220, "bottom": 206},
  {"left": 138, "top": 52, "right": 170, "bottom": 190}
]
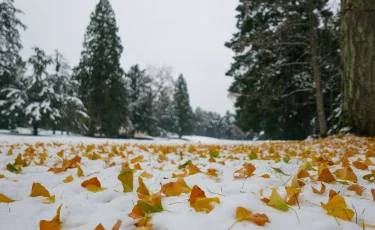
[{"left": 341, "top": 1, "right": 375, "bottom": 136}]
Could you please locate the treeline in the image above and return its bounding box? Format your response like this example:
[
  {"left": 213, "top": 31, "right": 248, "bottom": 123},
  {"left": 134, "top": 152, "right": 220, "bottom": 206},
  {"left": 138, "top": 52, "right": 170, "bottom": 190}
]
[
  {"left": 0, "top": 0, "right": 245, "bottom": 139},
  {"left": 226, "top": 0, "right": 341, "bottom": 140}
]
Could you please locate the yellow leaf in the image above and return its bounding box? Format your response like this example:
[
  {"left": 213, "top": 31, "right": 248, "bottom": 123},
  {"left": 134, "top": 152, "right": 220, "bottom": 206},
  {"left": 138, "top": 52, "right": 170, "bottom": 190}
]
[
  {"left": 139, "top": 171, "right": 153, "bottom": 179},
  {"left": 43, "top": 195, "right": 56, "bottom": 204},
  {"left": 56, "top": 150, "right": 64, "bottom": 158},
  {"left": 77, "top": 166, "right": 84, "bottom": 177},
  {"left": 0, "top": 193, "right": 15, "bottom": 203},
  {"left": 137, "top": 177, "right": 150, "bottom": 199},
  {"left": 63, "top": 175, "right": 74, "bottom": 183},
  {"left": 118, "top": 167, "right": 133, "bottom": 192},
  {"left": 188, "top": 163, "right": 201, "bottom": 175},
  {"left": 194, "top": 197, "right": 220, "bottom": 213},
  {"left": 333, "top": 167, "right": 357, "bottom": 183},
  {"left": 161, "top": 178, "right": 191, "bottom": 196},
  {"left": 235, "top": 206, "right": 270, "bottom": 226},
  {"left": 320, "top": 194, "right": 354, "bottom": 221},
  {"left": 260, "top": 174, "right": 270, "bottom": 178},
  {"left": 234, "top": 163, "right": 256, "bottom": 179},
  {"left": 263, "top": 188, "right": 289, "bottom": 211},
  {"left": 86, "top": 185, "right": 106, "bottom": 193},
  {"left": 30, "top": 182, "right": 51, "bottom": 197},
  {"left": 39, "top": 204, "right": 63, "bottom": 230}
]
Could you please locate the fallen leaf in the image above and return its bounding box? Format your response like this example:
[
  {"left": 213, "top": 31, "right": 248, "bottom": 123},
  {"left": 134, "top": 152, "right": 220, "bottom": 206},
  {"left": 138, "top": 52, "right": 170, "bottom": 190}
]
[
  {"left": 137, "top": 193, "right": 164, "bottom": 214},
  {"left": 86, "top": 185, "right": 106, "bottom": 193},
  {"left": 260, "top": 174, "right": 270, "bottom": 178},
  {"left": 128, "top": 204, "right": 144, "bottom": 219},
  {"left": 0, "top": 193, "right": 15, "bottom": 203},
  {"left": 311, "top": 182, "right": 326, "bottom": 194},
  {"left": 189, "top": 185, "right": 206, "bottom": 206},
  {"left": 112, "top": 220, "right": 122, "bottom": 230},
  {"left": 94, "top": 223, "right": 105, "bottom": 230},
  {"left": 318, "top": 168, "right": 336, "bottom": 183},
  {"left": 235, "top": 206, "right": 270, "bottom": 226},
  {"left": 30, "top": 182, "right": 51, "bottom": 197},
  {"left": 264, "top": 188, "right": 289, "bottom": 211},
  {"left": 63, "top": 175, "right": 74, "bottom": 183},
  {"left": 77, "top": 166, "right": 84, "bottom": 177},
  {"left": 139, "top": 171, "right": 153, "bottom": 179},
  {"left": 162, "top": 178, "right": 191, "bottom": 197},
  {"left": 347, "top": 184, "right": 364, "bottom": 196},
  {"left": 234, "top": 163, "right": 256, "bottom": 179},
  {"left": 137, "top": 177, "right": 150, "bottom": 199},
  {"left": 334, "top": 167, "right": 357, "bottom": 183},
  {"left": 352, "top": 160, "right": 368, "bottom": 170},
  {"left": 271, "top": 167, "right": 290, "bottom": 176},
  {"left": 363, "top": 174, "right": 375, "bottom": 182},
  {"left": 39, "top": 204, "right": 63, "bottom": 230},
  {"left": 118, "top": 166, "right": 133, "bottom": 192},
  {"left": 371, "top": 189, "right": 375, "bottom": 202},
  {"left": 81, "top": 177, "right": 101, "bottom": 188},
  {"left": 320, "top": 194, "right": 354, "bottom": 221},
  {"left": 194, "top": 197, "right": 220, "bottom": 213}
]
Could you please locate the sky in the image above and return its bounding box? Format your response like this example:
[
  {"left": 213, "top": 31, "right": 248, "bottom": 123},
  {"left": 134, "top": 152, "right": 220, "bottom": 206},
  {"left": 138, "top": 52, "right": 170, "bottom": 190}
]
[{"left": 15, "top": 0, "right": 239, "bottom": 115}]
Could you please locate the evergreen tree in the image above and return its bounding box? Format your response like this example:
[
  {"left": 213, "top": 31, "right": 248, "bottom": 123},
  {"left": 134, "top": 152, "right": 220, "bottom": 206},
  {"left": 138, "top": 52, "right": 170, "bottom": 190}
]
[
  {"left": 74, "top": 0, "right": 127, "bottom": 137},
  {"left": 125, "top": 65, "right": 155, "bottom": 136},
  {"left": 154, "top": 87, "right": 176, "bottom": 136},
  {"left": 173, "top": 74, "right": 193, "bottom": 138},
  {"left": 0, "top": 0, "right": 26, "bottom": 128},
  {"left": 226, "top": 0, "right": 340, "bottom": 140},
  {"left": 50, "top": 50, "right": 88, "bottom": 134}
]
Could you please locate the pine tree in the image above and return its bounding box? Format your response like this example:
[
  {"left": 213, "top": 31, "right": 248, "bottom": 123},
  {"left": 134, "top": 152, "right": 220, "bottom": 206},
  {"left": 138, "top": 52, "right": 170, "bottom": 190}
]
[
  {"left": 173, "top": 74, "right": 193, "bottom": 138},
  {"left": 0, "top": 0, "right": 26, "bottom": 128},
  {"left": 226, "top": 0, "right": 340, "bottom": 140},
  {"left": 50, "top": 50, "right": 88, "bottom": 134},
  {"left": 74, "top": 0, "right": 127, "bottom": 137},
  {"left": 125, "top": 65, "right": 155, "bottom": 136}
]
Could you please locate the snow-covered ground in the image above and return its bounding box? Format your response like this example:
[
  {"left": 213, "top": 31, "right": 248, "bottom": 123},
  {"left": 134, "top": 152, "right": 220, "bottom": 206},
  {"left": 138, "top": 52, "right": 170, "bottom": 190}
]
[{"left": 0, "top": 134, "right": 374, "bottom": 230}]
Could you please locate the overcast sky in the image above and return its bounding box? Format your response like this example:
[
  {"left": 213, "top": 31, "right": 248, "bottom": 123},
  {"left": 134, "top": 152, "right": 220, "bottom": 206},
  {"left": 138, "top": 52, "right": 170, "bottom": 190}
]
[{"left": 15, "top": 0, "right": 238, "bottom": 115}]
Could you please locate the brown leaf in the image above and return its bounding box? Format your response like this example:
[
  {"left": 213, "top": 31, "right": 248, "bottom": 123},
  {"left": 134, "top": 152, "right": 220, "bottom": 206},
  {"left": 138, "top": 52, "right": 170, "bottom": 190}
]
[
  {"left": 318, "top": 168, "right": 336, "bottom": 183},
  {"left": 371, "top": 189, "right": 375, "bottom": 202}
]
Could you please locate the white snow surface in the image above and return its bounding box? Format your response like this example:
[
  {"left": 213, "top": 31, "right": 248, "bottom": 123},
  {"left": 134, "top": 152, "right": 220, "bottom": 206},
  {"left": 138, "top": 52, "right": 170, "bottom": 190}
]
[{"left": 0, "top": 134, "right": 374, "bottom": 230}]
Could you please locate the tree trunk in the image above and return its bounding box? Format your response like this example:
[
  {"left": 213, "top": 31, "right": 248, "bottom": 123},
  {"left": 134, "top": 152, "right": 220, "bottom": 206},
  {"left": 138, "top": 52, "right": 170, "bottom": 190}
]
[
  {"left": 53, "top": 129, "right": 56, "bottom": 135},
  {"left": 33, "top": 123, "right": 38, "bottom": 136},
  {"left": 340, "top": 1, "right": 375, "bottom": 136},
  {"left": 309, "top": 0, "right": 327, "bottom": 137}
]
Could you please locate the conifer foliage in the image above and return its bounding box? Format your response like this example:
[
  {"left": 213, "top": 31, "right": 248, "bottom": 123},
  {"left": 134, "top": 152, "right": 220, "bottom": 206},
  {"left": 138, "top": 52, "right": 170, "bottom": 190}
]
[{"left": 74, "top": 0, "right": 128, "bottom": 137}]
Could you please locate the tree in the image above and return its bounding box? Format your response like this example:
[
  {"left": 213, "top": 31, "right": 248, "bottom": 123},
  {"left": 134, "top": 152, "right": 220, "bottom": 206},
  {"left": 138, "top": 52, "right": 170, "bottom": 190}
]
[
  {"left": 50, "top": 50, "right": 88, "bottom": 134},
  {"left": 173, "top": 74, "right": 193, "bottom": 138},
  {"left": 125, "top": 65, "right": 155, "bottom": 136},
  {"left": 0, "top": 0, "right": 26, "bottom": 128},
  {"left": 74, "top": 0, "right": 128, "bottom": 137},
  {"left": 225, "top": 0, "right": 340, "bottom": 140},
  {"left": 340, "top": 1, "right": 375, "bottom": 136}
]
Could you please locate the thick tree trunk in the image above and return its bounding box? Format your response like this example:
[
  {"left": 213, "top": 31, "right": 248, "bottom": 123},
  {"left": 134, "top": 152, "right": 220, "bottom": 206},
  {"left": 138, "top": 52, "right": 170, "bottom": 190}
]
[
  {"left": 309, "top": 0, "right": 327, "bottom": 136},
  {"left": 340, "top": 1, "right": 375, "bottom": 136}
]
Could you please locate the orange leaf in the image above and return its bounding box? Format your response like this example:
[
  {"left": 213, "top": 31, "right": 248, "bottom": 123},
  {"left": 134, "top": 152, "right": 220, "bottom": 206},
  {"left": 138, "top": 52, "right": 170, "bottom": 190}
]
[
  {"left": 112, "top": 220, "right": 122, "bottom": 230},
  {"left": 161, "top": 178, "right": 191, "bottom": 196},
  {"left": 318, "top": 168, "right": 336, "bottom": 183},
  {"left": 207, "top": 168, "right": 218, "bottom": 177},
  {"left": 347, "top": 184, "right": 364, "bottom": 196},
  {"left": 334, "top": 167, "right": 357, "bottom": 183},
  {"left": 128, "top": 204, "right": 144, "bottom": 219},
  {"left": 189, "top": 185, "right": 206, "bottom": 207},
  {"left": 311, "top": 182, "right": 326, "bottom": 194},
  {"left": 371, "top": 189, "right": 375, "bottom": 202},
  {"left": 189, "top": 163, "right": 201, "bottom": 175},
  {"left": 30, "top": 182, "right": 51, "bottom": 197},
  {"left": 234, "top": 163, "right": 256, "bottom": 179},
  {"left": 0, "top": 193, "right": 15, "bottom": 203},
  {"left": 81, "top": 177, "right": 101, "bottom": 188},
  {"left": 260, "top": 174, "right": 270, "bottom": 178},
  {"left": 63, "top": 175, "right": 74, "bottom": 183},
  {"left": 352, "top": 160, "right": 368, "bottom": 170},
  {"left": 94, "top": 223, "right": 105, "bottom": 230},
  {"left": 235, "top": 206, "right": 270, "bottom": 226},
  {"left": 39, "top": 204, "right": 63, "bottom": 230}
]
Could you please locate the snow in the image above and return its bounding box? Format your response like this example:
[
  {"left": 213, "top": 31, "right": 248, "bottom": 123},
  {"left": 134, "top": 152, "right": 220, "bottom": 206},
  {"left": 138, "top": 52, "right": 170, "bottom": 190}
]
[{"left": 0, "top": 134, "right": 374, "bottom": 230}]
